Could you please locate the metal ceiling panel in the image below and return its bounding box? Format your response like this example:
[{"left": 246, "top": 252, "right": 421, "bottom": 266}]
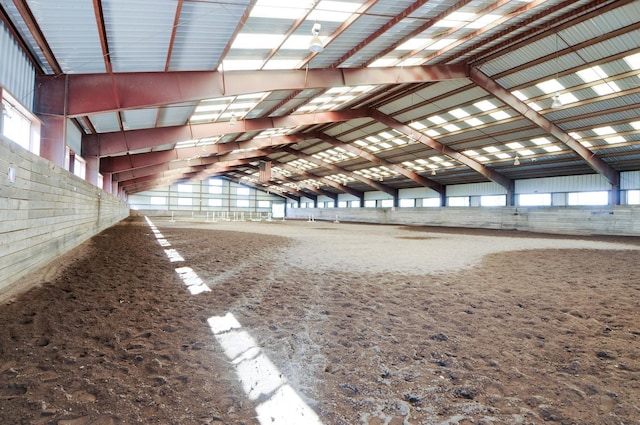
[
  {"left": 102, "top": 0, "right": 177, "bottom": 72},
  {"left": 169, "top": 0, "right": 250, "bottom": 71},
  {"left": 0, "top": 0, "right": 53, "bottom": 73},
  {"left": 89, "top": 112, "right": 121, "bottom": 133},
  {"left": 122, "top": 108, "right": 159, "bottom": 131},
  {"left": 25, "top": 0, "right": 105, "bottom": 73}
]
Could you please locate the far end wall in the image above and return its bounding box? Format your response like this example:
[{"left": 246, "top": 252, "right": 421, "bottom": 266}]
[{"left": 0, "top": 135, "right": 130, "bottom": 298}]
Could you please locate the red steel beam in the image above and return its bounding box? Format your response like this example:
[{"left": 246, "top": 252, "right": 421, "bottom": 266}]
[
  {"left": 370, "top": 109, "right": 515, "bottom": 195},
  {"left": 469, "top": 67, "right": 620, "bottom": 188},
  {"left": 282, "top": 146, "right": 397, "bottom": 198},
  {"left": 84, "top": 108, "right": 370, "bottom": 157},
  {"left": 100, "top": 134, "right": 306, "bottom": 173},
  {"left": 114, "top": 151, "right": 267, "bottom": 181},
  {"left": 36, "top": 65, "right": 469, "bottom": 117},
  {"left": 276, "top": 162, "right": 364, "bottom": 201},
  {"left": 313, "top": 132, "right": 444, "bottom": 195},
  {"left": 12, "top": 0, "right": 62, "bottom": 74}
]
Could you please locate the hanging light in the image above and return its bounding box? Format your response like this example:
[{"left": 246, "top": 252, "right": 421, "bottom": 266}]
[
  {"left": 551, "top": 32, "right": 563, "bottom": 109},
  {"left": 431, "top": 169, "right": 437, "bottom": 176},
  {"left": 229, "top": 114, "right": 237, "bottom": 126},
  {"left": 309, "top": 22, "right": 324, "bottom": 53},
  {"left": 513, "top": 155, "right": 520, "bottom": 166}
]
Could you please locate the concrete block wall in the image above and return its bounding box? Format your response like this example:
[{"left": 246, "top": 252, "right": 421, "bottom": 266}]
[
  {"left": 287, "top": 205, "right": 640, "bottom": 236},
  {"left": 0, "top": 135, "right": 130, "bottom": 297}
]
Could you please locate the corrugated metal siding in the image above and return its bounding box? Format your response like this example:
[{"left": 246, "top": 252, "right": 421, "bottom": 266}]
[
  {"left": 0, "top": 20, "right": 36, "bottom": 109},
  {"left": 170, "top": 0, "right": 250, "bottom": 71},
  {"left": 447, "top": 181, "right": 506, "bottom": 196},
  {"left": 102, "top": 0, "right": 177, "bottom": 72},
  {"left": 621, "top": 171, "right": 640, "bottom": 190},
  {"left": 26, "top": 0, "right": 106, "bottom": 73},
  {"left": 515, "top": 174, "right": 611, "bottom": 193}
]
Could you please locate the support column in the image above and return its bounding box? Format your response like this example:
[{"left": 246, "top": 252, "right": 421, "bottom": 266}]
[
  {"left": 39, "top": 114, "right": 66, "bottom": 168},
  {"left": 103, "top": 172, "right": 113, "bottom": 193},
  {"left": 85, "top": 155, "right": 100, "bottom": 186}
]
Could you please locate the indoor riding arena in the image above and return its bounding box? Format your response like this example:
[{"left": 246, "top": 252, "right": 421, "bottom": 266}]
[{"left": 1, "top": 1, "right": 640, "bottom": 424}]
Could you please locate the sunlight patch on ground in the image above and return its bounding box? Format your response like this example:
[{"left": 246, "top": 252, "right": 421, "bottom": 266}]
[
  {"left": 175, "top": 266, "right": 211, "bottom": 295},
  {"left": 208, "top": 312, "right": 323, "bottom": 425},
  {"left": 145, "top": 217, "right": 323, "bottom": 424}
]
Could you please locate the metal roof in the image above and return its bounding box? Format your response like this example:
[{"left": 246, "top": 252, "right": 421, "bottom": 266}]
[{"left": 1, "top": 0, "right": 639, "bottom": 199}]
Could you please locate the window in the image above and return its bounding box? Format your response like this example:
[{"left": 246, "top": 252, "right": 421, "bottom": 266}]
[
  {"left": 399, "top": 199, "right": 415, "bottom": 208},
  {"left": 422, "top": 198, "right": 441, "bottom": 207},
  {"left": 258, "top": 200, "right": 271, "bottom": 208},
  {"left": 236, "top": 199, "right": 250, "bottom": 208},
  {"left": 178, "top": 198, "right": 192, "bottom": 206},
  {"left": 380, "top": 199, "right": 394, "bottom": 208},
  {"left": 209, "top": 179, "right": 223, "bottom": 194},
  {"left": 351, "top": 200, "right": 361, "bottom": 208},
  {"left": 150, "top": 197, "right": 166, "bottom": 205},
  {"left": 237, "top": 187, "right": 250, "bottom": 196},
  {"left": 338, "top": 201, "right": 347, "bottom": 208},
  {"left": 73, "top": 155, "right": 86, "bottom": 179},
  {"left": 480, "top": 195, "right": 506, "bottom": 207},
  {"left": 448, "top": 196, "right": 470, "bottom": 207},
  {"left": 628, "top": 190, "right": 640, "bottom": 205},
  {"left": 208, "top": 199, "right": 223, "bottom": 207},
  {"left": 326, "top": 201, "right": 334, "bottom": 208},
  {"left": 178, "top": 184, "right": 192, "bottom": 193},
  {"left": 364, "top": 200, "right": 376, "bottom": 208},
  {"left": 567, "top": 191, "right": 608, "bottom": 206},
  {"left": 1, "top": 92, "right": 40, "bottom": 155},
  {"left": 519, "top": 193, "right": 551, "bottom": 206}
]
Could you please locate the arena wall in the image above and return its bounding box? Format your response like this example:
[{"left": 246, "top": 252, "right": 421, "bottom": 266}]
[
  {"left": 0, "top": 135, "right": 130, "bottom": 297},
  {"left": 286, "top": 205, "right": 640, "bottom": 236}
]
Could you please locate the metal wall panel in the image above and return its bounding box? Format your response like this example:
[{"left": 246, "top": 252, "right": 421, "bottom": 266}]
[
  {"left": 515, "top": 174, "right": 610, "bottom": 193},
  {"left": 447, "top": 181, "right": 506, "bottom": 196},
  {"left": 0, "top": 20, "right": 36, "bottom": 109},
  {"left": 620, "top": 171, "right": 640, "bottom": 190}
]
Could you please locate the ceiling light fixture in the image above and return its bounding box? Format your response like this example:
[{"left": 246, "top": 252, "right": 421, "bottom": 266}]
[
  {"left": 551, "top": 32, "right": 563, "bottom": 109},
  {"left": 431, "top": 169, "right": 437, "bottom": 176},
  {"left": 229, "top": 114, "right": 238, "bottom": 125},
  {"left": 513, "top": 155, "right": 520, "bottom": 166},
  {"left": 309, "top": 22, "right": 324, "bottom": 53}
]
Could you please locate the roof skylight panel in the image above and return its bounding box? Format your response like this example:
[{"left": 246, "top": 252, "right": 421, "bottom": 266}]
[
  {"left": 518, "top": 149, "right": 535, "bottom": 156},
  {"left": 483, "top": 146, "right": 500, "bottom": 153},
  {"left": 494, "top": 153, "right": 511, "bottom": 160},
  {"left": 489, "top": 111, "right": 511, "bottom": 121},
  {"left": 309, "top": 0, "right": 364, "bottom": 22},
  {"left": 465, "top": 118, "right": 484, "bottom": 126},
  {"left": 605, "top": 136, "right": 626, "bottom": 144},
  {"left": 592, "top": 126, "right": 616, "bottom": 136},
  {"left": 543, "top": 145, "right": 562, "bottom": 153},
  {"left": 536, "top": 79, "right": 564, "bottom": 94},
  {"left": 506, "top": 142, "right": 523, "bottom": 149},
  {"left": 474, "top": 100, "right": 497, "bottom": 111},
  {"left": 424, "top": 39, "right": 457, "bottom": 50},
  {"left": 531, "top": 137, "right": 551, "bottom": 145},
  {"left": 250, "top": 1, "right": 311, "bottom": 19},
  {"left": 369, "top": 58, "right": 398, "bottom": 68},
  {"left": 433, "top": 12, "right": 476, "bottom": 28},
  {"left": 443, "top": 124, "right": 461, "bottom": 132},
  {"left": 630, "top": 121, "right": 640, "bottom": 130},
  {"left": 623, "top": 52, "right": 640, "bottom": 70},
  {"left": 577, "top": 66, "right": 608, "bottom": 83},
  {"left": 592, "top": 82, "right": 621, "bottom": 96},
  {"left": 463, "top": 149, "right": 478, "bottom": 156},
  {"left": 396, "top": 38, "right": 433, "bottom": 51},
  {"left": 466, "top": 14, "right": 501, "bottom": 29},
  {"left": 231, "top": 34, "right": 286, "bottom": 49},
  {"left": 449, "top": 108, "right": 470, "bottom": 119},
  {"left": 428, "top": 115, "right": 447, "bottom": 125}
]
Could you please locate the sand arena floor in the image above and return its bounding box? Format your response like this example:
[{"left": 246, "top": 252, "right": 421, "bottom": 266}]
[{"left": 1, "top": 216, "right": 639, "bottom": 424}]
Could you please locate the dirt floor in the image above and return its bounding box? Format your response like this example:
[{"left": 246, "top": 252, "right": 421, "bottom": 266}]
[{"left": 1, "top": 216, "right": 639, "bottom": 425}]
